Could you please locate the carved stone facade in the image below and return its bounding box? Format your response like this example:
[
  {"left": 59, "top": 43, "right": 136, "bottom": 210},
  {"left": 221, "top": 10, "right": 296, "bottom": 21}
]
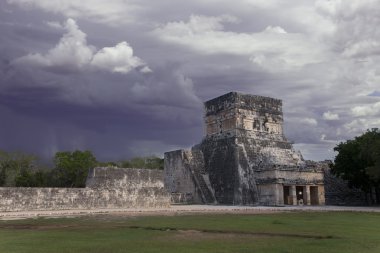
[{"left": 164, "top": 92, "right": 326, "bottom": 206}]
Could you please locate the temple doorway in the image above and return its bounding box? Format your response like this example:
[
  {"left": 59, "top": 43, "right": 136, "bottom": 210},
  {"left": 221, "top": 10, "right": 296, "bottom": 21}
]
[
  {"left": 310, "top": 186, "right": 319, "bottom": 205},
  {"left": 296, "top": 186, "right": 304, "bottom": 205}
]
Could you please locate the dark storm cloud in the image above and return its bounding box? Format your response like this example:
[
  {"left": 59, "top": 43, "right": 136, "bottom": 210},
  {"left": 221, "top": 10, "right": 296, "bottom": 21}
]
[
  {"left": 0, "top": 38, "right": 202, "bottom": 162},
  {"left": 1, "top": 0, "right": 380, "bottom": 161}
]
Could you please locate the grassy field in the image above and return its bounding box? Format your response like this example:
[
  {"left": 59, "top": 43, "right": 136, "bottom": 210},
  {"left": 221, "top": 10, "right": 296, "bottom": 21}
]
[{"left": 0, "top": 212, "right": 380, "bottom": 253}]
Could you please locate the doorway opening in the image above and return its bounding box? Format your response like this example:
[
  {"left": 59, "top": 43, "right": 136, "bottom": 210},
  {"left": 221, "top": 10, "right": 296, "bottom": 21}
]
[
  {"left": 296, "top": 186, "right": 304, "bottom": 205},
  {"left": 283, "top": 186, "right": 292, "bottom": 205},
  {"left": 310, "top": 186, "right": 319, "bottom": 205}
]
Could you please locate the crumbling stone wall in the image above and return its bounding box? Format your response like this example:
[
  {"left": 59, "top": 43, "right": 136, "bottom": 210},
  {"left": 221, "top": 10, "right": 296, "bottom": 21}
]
[{"left": 0, "top": 167, "right": 170, "bottom": 212}]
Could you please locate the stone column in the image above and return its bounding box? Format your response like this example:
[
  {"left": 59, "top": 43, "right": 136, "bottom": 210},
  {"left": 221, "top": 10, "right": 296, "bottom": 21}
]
[
  {"left": 276, "top": 184, "right": 283, "bottom": 206},
  {"left": 304, "top": 186, "right": 311, "bottom": 205},
  {"left": 291, "top": 185, "right": 297, "bottom": 205},
  {"left": 318, "top": 186, "right": 325, "bottom": 205}
]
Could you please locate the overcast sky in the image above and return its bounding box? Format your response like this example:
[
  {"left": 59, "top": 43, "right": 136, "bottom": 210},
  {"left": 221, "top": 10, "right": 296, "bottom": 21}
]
[{"left": 1, "top": 0, "right": 379, "bottom": 162}]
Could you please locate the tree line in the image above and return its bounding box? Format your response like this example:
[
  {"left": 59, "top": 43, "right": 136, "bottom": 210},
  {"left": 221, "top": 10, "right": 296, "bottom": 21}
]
[
  {"left": 331, "top": 128, "right": 380, "bottom": 204},
  {"left": 0, "top": 150, "right": 163, "bottom": 188}
]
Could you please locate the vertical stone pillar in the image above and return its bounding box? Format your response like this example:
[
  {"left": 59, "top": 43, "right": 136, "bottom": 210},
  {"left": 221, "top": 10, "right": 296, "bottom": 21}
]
[
  {"left": 276, "top": 184, "right": 283, "bottom": 206},
  {"left": 319, "top": 186, "right": 325, "bottom": 205},
  {"left": 304, "top": 186, "right": 311, "bottom": 205},
  {"left": 291, "top": 185, "right": 297, "bottom": 205}
]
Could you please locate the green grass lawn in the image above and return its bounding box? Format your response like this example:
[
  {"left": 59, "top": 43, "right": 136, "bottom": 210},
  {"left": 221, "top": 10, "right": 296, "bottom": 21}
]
[{"left": 0, "top": 211, "right": 380, "bottom": 253}]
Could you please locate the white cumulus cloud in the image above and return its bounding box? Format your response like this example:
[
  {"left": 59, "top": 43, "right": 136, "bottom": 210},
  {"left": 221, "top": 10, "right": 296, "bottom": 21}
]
[
  {"left": 15, "top": 18, "right": 94, "bottom": 70},
  {"left": 263, "top": 26, "right": 287, "bottom": 34},
  {"left": 14, "top": 19, "right": 150, "bottom": 74},
  {"left": 7, "top": 0, "right": 140, "bottom": 25},
  {"left": 343, "top": 118, "right": 380, "bottom": 134},
  {"left": 351, "top": 102, "right": 380, "bottom": 117},
  {"left": 300, "top": 118, "right": 318, "bottom": 126},
  {"left": 323, "top": 111, "right": 339, "bottom": 120},
  {"left": 154, "top": 15, "right": 327, "bottom": 71},
  {"left": 91, "top": 42, "right": 150, "bottom": 74}
]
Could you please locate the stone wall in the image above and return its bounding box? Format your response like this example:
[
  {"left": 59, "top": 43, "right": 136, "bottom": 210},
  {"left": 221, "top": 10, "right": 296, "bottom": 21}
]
[
  {"left": 0, "top": 167, "right": 170, "bottom": 212},
  {"left": 257, "top": 184, "right": 283, "bottom": 206}
]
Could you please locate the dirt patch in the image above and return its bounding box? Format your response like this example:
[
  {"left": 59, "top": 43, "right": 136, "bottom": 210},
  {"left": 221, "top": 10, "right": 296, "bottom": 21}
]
[
  {"left": 124, "top": 225, "right": 336, "bottom": 240},
  {"left": 172, "top": 229, "right": 246, "bottom": 241},
  {"left": 0, "top": 220, "right": 336, "bottom": 241},
  {"left": 0, "top": 224, "right": 75, "bottom": 230},
  {"left": 0, "top": 222, "right": 335, "bottom": 240}
]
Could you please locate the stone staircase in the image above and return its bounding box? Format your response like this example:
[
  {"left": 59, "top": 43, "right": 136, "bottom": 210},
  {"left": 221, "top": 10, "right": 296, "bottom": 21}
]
[
  {"left": 185, "top": 149, "right": 217, "bottom": 204},
  {"left": 194, "top": 168, "right": 216, "bottom": 204},
  {"left": 324, "top": 168, "right": 367, "bottom": 205}
]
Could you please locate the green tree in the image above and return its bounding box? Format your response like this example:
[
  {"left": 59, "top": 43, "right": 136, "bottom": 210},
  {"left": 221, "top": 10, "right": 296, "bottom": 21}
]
[
  {"left": 145, "top": 156, "right": 164, "bottom": 170},
  {"left": 0, "top": 150, "right": 39, "bottom": 187},
  {"left": 14, "top": 168, "right": 51, "bottom": 187},
  {"left": 14, "top": 168, "right": 35, "bottom": 187},
  {"left": 118, "top": 156, "right": 164, "bottom": 170},
  {"left": 33, "top": 170, "right": 51, "bottom": 187},
  {"left": 96, "top": 161, "right": 118, "bottom": 167},
  {"left": 54, "top": 150, "right": 97, "bottom": 188},
  {"left": 0, "top": 167, "right": 6, "bottom": 186},
  {"left": 331, "top": 128, "right": 380, "bottom": 204}
]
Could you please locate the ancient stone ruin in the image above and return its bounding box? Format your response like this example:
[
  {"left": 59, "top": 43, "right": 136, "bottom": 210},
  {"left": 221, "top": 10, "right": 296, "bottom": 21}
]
[
  {"left": 0, "top": 92, "right": 368, "bottom": 212},
  {"left": 164, "top": 92, "right": 326, "bottom": 206},
  {"left": 0, "top": 167, "right": 170, "bottom": 211}
]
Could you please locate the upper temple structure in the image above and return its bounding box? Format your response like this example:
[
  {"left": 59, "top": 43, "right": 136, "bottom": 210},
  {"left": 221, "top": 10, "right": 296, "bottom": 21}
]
[{"left": 164, "top": 92, "right": 326, "bottom": 206}]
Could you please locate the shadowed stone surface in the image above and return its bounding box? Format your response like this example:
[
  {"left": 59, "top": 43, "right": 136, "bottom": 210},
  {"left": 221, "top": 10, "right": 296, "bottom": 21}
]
[{"left": 324, "top": 167, "right": 367, "bottom": 206}]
